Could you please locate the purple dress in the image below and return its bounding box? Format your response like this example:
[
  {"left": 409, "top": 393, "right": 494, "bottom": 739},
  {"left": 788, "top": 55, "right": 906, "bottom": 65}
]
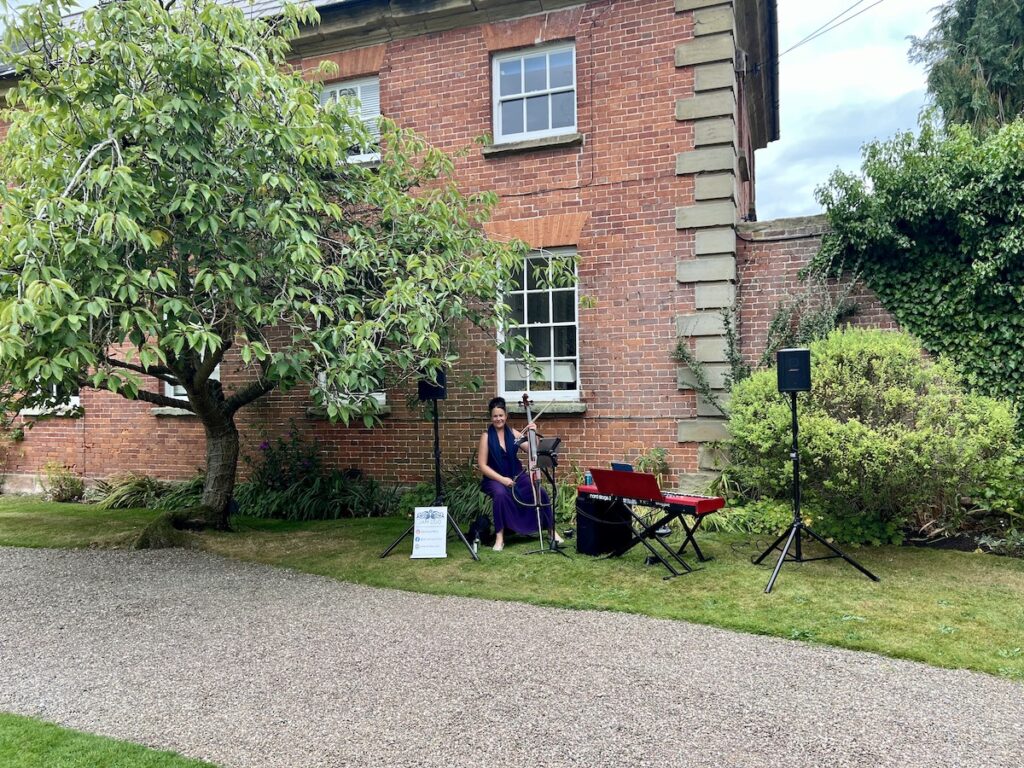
[{"left": 481, "top": 424, "right": 554, "bottom": 535}]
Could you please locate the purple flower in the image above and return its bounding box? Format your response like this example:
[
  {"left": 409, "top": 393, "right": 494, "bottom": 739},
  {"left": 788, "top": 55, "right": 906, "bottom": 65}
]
[{"left": 259, "top": 441, "right": 270, "bottom": 451}]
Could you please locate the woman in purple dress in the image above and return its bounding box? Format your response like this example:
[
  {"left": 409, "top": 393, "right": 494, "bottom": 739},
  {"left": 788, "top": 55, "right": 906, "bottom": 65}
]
[{"left": 477, "top": 396, "right": 560, "bottom": 551}]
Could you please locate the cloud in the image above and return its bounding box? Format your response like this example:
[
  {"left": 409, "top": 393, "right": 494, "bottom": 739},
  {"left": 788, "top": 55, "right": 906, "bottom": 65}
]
[
  {"left": 754, "top": 0, "right": 938, "bottom": 221},
  {"left": 756, "top": 89, "right": 927, "bottom": 221}
]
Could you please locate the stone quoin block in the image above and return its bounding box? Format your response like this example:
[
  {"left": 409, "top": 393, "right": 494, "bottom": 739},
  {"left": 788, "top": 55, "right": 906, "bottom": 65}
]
[
  {"left": 677, "top": 255, "right": 736, "bottom": 283},
  {"left": 676, "top": 312, "right": 727, "bottom": 338},
  {"left": 676, "top": 0, "right": 734, "bottom": 12},
  {"left": 695, "top": 282, "right": 736, "bottom": 310},
  {"left": 694, "top": 173, "right": 736, "bottom": 200},
  {"left": 695, "top": 62, "right": 736, "bottom": 93},
  {"left": 693, "top": 7, "right": 736, "bottom": 37},
  {"left": 675, "top": 91, "right": 736, "bottom": 121},
  {"left": 695, "top": 227, "right": 737, "bottom": 255},
  {"left": 676, "top": 146, "right": 735, "bottom": 175},
  {"left": 675, "top": 33, "right": 735, "bottom": 68},
  {"left": 677, "top": 418, "right": 731, "bottom": 443},
  {"left": 694, "top": 117, "right": 737, "bottom": 147},
  {"left": 678, "top": 363, "right": 730, "bottom": 391},
  {"left": 694, "top": 337, "right": 729, "bottom": 363},
  {"left": 676, "top": 201, "right": 737, "bottom": 229}
]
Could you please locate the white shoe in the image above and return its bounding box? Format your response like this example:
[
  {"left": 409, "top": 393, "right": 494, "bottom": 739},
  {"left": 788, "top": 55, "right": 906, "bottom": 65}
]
[{"left": 493, "top": 542, "right": 504, "bottom": 552}]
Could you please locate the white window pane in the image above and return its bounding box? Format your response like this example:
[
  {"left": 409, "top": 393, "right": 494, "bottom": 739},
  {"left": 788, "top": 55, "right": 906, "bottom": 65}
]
[
  {"left": 499, "top": 60, "right": 521, "bottom": 97},
  {"left": 551, "top": 91, "right": 574, "bottom": 129},
  {"left": 533, "top": 361, "right": 553, "bottom": 389},
  {"left": 510, "top": 262, "right": 525, "bottom": 291},
  {"left": 527, "top": 293, "right": 549, "bottom": 324},
  {"left": 526, "top": 257, "right": 549, "bottom": 290},
  {"left": 552, "top": 291, "right": 575, "bottom": 323},
  {"left": 501, "top": 99, "right": 524, "bottom": 135},
  {"left": 553, "top": 326, "right": 576, "bottom": 357},
  {"left": 505, "top": 360, "right": 528, "bottom": 391},
  {"left": 508, "top": 294, "right": 525, "bottom": 324},
  {"left": 528, "top": 327, "right": 551, "bottom": 357},
  {"left": 526, "top": 94, "right": 548, "bottom": 132},
  {"left": 553, "top": 361, "right": 577, "bottom": 390},
  {"left": 524, "top": 54, "right": 547, "bottom": 92},
  {"left": 550, "top": 51, "right": 573, "bottom": 88}
]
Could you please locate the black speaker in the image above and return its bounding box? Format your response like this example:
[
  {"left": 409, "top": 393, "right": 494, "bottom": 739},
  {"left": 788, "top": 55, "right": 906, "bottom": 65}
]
[
  {"left": 575, "top": 496, "right": 632, "bottom": 556},
  {"left": 417, "top": 369, "right": 447, "bottom": 401},
  {"left": 777, "top": 348, "right": 811, "bottom": 392}
]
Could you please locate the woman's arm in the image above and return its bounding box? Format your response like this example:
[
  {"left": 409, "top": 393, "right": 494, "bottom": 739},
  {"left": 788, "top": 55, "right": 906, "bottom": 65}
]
[
  {"left": 478, "top": 432, "right": 514, "bottom": 487},
  {"left": 513, "top": 422, "right": 537, "bottom": 453}
]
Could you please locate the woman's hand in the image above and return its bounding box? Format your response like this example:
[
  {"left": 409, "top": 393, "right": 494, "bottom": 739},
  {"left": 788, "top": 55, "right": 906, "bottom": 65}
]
[
  {"left": 502, "top": 476, "right": 515, "bottom": 488},
  {"left": 525, "top": 421, "right": 538, "bottom": 432}
]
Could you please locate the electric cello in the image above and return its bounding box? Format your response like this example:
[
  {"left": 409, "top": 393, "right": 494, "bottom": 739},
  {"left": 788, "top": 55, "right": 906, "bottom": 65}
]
[{"left": 518, "top": 393, "right": 569, "bottom": 557}]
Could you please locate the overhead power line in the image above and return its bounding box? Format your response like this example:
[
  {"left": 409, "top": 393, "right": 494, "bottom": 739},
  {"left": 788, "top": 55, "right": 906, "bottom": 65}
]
[{"left": 780, "top": 0, "right": 892, "bottom": 58}]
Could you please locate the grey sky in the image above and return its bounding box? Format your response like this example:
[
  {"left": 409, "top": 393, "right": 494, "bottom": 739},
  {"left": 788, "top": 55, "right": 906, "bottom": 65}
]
[{"left": 756, "top": 0, "right": 940, "bottom": 221}]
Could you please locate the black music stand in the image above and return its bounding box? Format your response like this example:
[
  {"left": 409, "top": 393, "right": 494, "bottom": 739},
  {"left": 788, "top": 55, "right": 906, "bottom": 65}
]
[
  {"left": 522, "top": 437, "right": 571, "bottom": 558},
  {"left": 752, "top": 350, "right": 878, "bottom": 592},
  {"left": 380, "top": 375, "right": 478, "bottom": 561}
]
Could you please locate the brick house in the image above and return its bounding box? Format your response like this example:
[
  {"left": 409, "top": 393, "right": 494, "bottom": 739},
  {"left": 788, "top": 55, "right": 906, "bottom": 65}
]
[{"left": 2, "top": 0, "right": 839, "bottom": 493}]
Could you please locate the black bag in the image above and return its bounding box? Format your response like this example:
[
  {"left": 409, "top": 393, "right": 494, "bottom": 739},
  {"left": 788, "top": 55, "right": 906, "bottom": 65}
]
[{"left": 467, "top": 513, "right": 495, "bottom": 546}]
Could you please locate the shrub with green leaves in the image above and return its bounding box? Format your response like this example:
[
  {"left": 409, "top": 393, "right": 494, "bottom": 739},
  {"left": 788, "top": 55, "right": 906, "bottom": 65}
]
[
  {"left": 235, "top": 431, "right": 398, "bottom": 520},
  {"left": 40, "top": 461, "right": 84, "bottom": 503},
  {"left": 728, "top": 329, "right": 1018, "bottom": 545}
]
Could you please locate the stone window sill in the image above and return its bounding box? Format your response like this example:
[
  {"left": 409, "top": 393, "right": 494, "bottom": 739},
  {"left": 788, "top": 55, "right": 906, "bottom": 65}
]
[
  {"left": 21, "top": 408, "right": 82, "bottom": 419},
  {"left": 481, "top": 132, "right": 584, "bottom": 157},
  {"left": 506, "top": 401, "right": 587, "bottom": 416},
  {"left": 151, "top": 407, "right": 195, "bottom": 417}
]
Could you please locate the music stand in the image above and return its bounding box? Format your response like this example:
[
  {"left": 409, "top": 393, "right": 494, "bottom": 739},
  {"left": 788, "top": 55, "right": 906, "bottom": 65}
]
[{"left": 522, "top": 437, "right": 571, "bottom": 558}]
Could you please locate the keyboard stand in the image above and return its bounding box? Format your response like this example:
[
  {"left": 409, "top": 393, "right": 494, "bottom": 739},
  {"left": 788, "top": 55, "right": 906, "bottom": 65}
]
[
  {"left": 675, "top": 515, "right": 714, "bottom": 563},
  {"left": 608, "top": 503, "right": 696, "bottom": 579}
]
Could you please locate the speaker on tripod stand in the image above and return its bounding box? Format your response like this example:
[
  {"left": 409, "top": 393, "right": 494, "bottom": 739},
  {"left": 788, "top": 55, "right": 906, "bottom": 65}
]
[
  {"left": 752, "top": 349, "right": 880, "bottom": 593},
  {"left": 380, "top": 369, "right": 479, "bottom": 561}
]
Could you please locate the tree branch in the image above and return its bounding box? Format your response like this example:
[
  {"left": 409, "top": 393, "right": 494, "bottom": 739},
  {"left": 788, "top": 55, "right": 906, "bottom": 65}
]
[
  {"left": 224, "top": 379, "right": 276, "bottom": 416},
  {"left": 134, "top": 387, "right": 193, "bottom": 411},
  {"left": 103, "top": 356, "right": 179, "bottom": 386}
]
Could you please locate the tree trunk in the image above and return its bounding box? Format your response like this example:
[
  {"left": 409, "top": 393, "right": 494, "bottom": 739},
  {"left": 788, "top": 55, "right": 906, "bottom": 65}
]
[{"left": 202, "top": 418, "right": 239, "bottom": 530}]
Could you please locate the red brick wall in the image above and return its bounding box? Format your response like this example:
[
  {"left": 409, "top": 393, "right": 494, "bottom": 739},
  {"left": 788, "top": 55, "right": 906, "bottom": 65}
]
[
  {"left": 6, "top": 0, "right": 718, "bottom": 489},
  {"left": 737, "top": 216, "right": 898, "bottom": 365}
]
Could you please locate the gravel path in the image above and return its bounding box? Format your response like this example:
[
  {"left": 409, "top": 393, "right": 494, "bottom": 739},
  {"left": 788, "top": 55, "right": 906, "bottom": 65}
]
[{"left": 0, "top": 547, "right": 1021, "bottom": 768}]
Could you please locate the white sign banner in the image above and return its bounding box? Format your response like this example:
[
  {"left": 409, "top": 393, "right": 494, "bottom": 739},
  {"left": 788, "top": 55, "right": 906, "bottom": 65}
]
[{"left": 411, "top": 506, "right": 448, "bottom": 559}]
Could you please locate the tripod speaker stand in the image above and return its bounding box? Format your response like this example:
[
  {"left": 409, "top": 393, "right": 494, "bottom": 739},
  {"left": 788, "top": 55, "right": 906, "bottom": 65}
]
[
  {"left": 753, "top": 349, "right": 879, "bottom": 593},
  {"left": 380, "top": 372, "right": 479, "bottom": 561}
]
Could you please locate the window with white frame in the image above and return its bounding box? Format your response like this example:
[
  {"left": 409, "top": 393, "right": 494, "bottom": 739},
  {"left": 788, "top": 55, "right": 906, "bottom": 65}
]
[
  {"left": 21, "top": 382, "right": 80, "bottom": 415},
  {"left": 320, "top": 76, "right": 381, "bottom": 162},
  {"left": 492, "top": 43, "right": 576, "bottom": 144},
  {"left": 165, "top": 365, "right": 220, "bottom": 400},
  {"left": 499, "top": 248, "right": 579, "bottom": 399}
]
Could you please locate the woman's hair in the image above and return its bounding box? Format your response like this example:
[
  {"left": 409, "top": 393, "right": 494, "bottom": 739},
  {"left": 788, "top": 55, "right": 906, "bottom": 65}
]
[{"left": 487, "top": 396, "right": 507, "bottom": 414}]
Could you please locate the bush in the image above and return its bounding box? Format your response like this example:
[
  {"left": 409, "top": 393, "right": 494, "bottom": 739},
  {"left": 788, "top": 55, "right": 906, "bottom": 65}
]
[
  {"left": 93, "top": 473, "right": 168, "bottom": 510},
  {"left": 154, "top": 474, "right": 205, "bottom": 511},
  {"left": 728, "top": 329, "right": 1019, "bottom": 545},
  {"left": 701, "top": 499, "right": 795, "bottom": 535},
  {"left": 41, "top": 461, "right": 84, "bottom": 502},
  {"left": 91, "top": 472, "right": 205, "bottom": 510},
  {"left": 237, "top": 431, "right": 399, "bottom": 521}
]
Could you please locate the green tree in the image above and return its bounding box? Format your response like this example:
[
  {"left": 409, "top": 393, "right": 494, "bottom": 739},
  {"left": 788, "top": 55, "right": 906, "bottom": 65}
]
[
  {"left": 815, "top": 119, "right": 1024, "bottom": 412},
  {"left": 0, "top": 0, "right": 526, "bottom": 527},
  {"left": 910, "top": 0, "right": 1024, "bottom": 134}
]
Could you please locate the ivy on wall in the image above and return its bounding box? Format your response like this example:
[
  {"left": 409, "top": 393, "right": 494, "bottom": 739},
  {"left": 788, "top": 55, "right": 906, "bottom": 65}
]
[{"left": 814, "top": 119, "right": 1024, "bottom": 411}]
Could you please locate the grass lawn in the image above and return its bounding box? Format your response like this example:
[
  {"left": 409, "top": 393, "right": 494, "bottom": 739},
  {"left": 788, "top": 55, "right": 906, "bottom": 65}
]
[
  {"left": 0, "top": 713, "right": 217, "bottom": 767},
  {"left": 2, "top": 497, "right": 1023, "bottom": 681}
]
